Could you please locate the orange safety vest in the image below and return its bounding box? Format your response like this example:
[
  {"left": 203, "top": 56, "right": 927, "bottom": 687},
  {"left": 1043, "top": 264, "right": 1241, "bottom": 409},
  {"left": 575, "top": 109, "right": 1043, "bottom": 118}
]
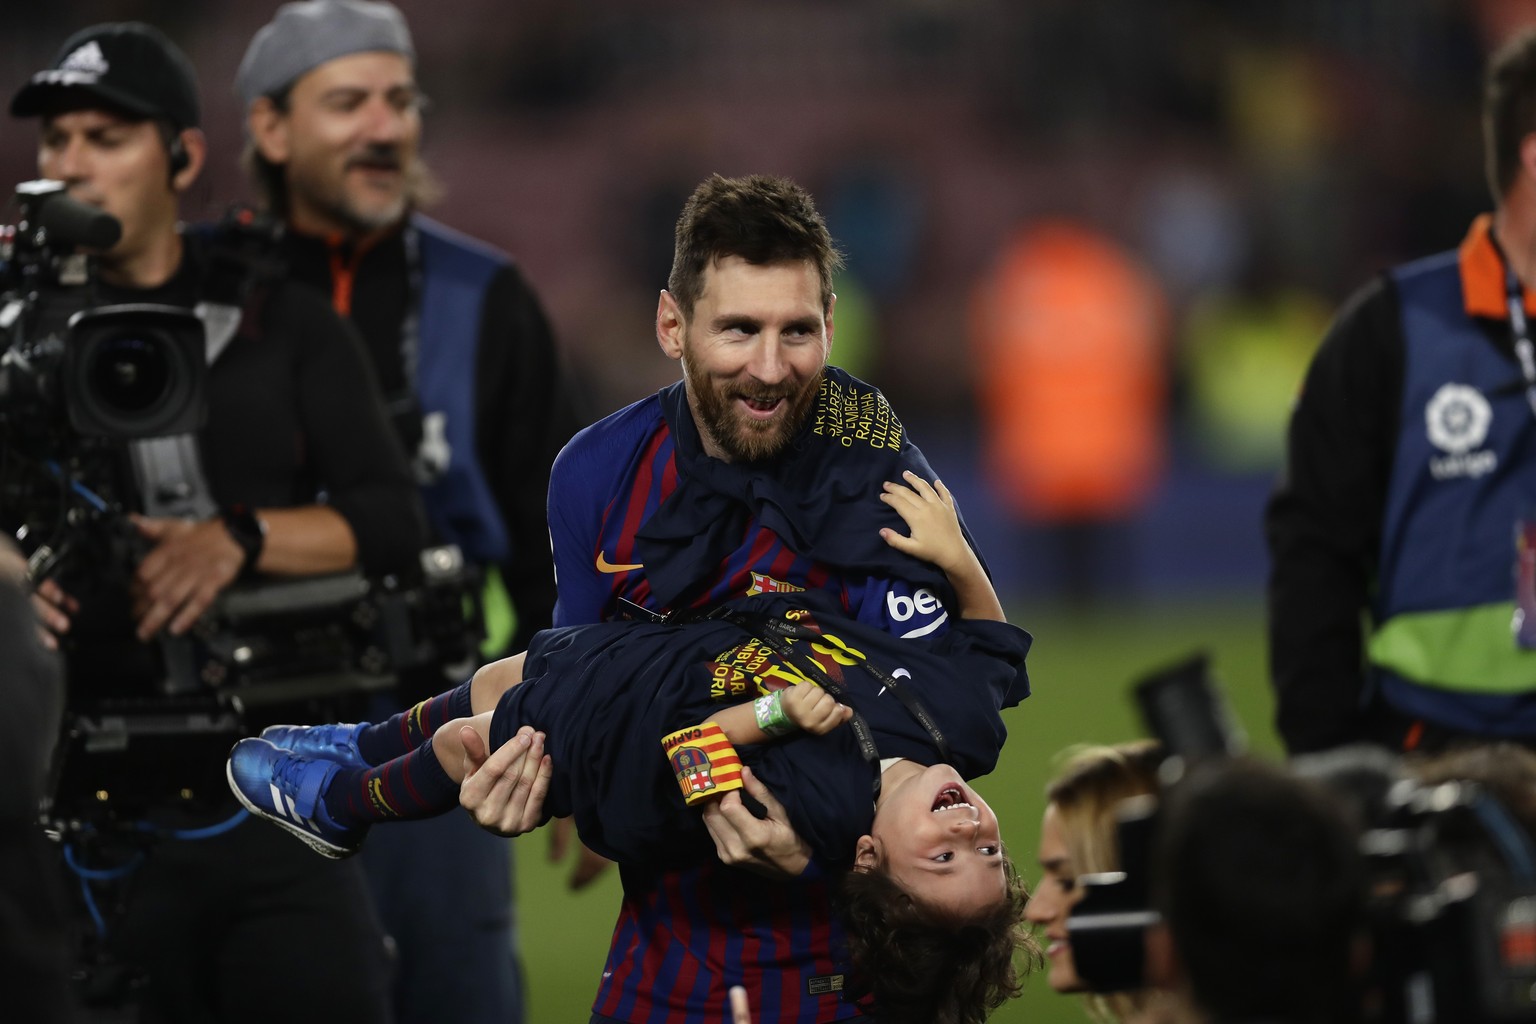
[{"left": 970, "top": 220, "right": 1168, "bottom": 520}]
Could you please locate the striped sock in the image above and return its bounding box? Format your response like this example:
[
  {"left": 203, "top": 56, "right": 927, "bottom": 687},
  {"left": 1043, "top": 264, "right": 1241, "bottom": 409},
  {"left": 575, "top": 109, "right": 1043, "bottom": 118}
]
[
  {"left": 326, "top": 739, "right": 460, "bottom": 824},
  {"left": 355, "top": 680, "right": 473, "bottom": 764}
]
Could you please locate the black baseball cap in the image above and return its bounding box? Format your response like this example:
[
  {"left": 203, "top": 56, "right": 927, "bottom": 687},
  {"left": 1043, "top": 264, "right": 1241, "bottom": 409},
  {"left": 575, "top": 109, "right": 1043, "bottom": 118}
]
[{"left": 10, "top": 22, "right": 200, "bottom": 129}]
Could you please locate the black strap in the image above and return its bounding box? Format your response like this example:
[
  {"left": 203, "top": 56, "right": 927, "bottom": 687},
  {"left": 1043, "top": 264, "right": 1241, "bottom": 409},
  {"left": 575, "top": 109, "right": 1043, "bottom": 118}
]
[
  {"left": 757, "top": 612, "right": 952, "bottom": 760},
  {"left": 706, "top": 606, "right": 953, "bottom": 802},
  {"left": 400, "top": 222, "right": 424, "bottom": 394},
  {"left": 1503, "top": 265, "right": 1536, "bottom": 418},
  {"left": 1487, "top": 229, "right": 1536, "bottom": 418}
]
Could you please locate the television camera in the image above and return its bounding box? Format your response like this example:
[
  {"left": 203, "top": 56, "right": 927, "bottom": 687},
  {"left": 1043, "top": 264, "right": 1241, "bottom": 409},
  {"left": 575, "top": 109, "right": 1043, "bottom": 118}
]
[
  {"left": 1067, "top": 654, "right": 1536, "bottom": 1024},
  {"left": 0, "top": 180, "right": 482, "bottom": 823},
  {"left": 0, "top": 178, "right": 206, "bottom": 449}
]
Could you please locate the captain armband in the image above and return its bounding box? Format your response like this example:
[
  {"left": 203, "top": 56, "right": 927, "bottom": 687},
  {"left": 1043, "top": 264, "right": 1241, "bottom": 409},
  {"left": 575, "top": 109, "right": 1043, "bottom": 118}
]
[{"left": 661, "top": 721, "right": 743, "bottom": 806}]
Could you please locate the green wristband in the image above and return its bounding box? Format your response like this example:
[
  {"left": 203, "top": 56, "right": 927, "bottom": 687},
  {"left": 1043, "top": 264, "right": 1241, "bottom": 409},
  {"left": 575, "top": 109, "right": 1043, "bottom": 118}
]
[{"left": 753, "top": 691, "right": 795, "bottom": 738}]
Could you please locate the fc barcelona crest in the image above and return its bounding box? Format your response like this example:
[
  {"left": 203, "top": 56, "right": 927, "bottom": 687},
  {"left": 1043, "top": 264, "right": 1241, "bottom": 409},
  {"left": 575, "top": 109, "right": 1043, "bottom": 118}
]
[
  {"left": 748, "top": 572, "right": 804, "bottom": 596},
  {"left": 670, "top": 745, "right": 716, "bottom": 796}
]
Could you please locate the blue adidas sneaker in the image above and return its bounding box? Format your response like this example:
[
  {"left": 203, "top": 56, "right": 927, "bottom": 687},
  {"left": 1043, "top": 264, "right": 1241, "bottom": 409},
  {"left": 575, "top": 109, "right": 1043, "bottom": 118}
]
[
  {"left": 260, "top": 722, "right": 370, "bottom": 769},
  {"left": 226, "top": 738, "right": 366, "bottom": 859}
]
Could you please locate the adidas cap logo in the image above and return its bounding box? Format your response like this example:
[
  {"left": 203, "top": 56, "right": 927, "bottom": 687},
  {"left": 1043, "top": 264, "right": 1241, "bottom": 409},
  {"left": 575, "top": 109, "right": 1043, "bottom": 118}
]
[{"left": 60, "top": 41, "right": 110, "bottom": 76}]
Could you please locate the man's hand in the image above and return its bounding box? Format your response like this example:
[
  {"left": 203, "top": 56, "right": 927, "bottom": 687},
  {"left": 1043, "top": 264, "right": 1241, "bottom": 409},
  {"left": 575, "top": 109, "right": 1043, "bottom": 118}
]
[
  {"left": 701, "top": 765, "right": 811, "bottom": 878},
  {"left": 130, "top": 514, "right": 244, "bottom": 639},
  {"left": 547, "top": 815, "right": 614, "bottom": 890},
  {"left": 30, "top": 578, "right": 79, "bottom": 651},
  {"left": 780, "top": 684, "right": 851, "bottom": 736},
  {"left": 459, "top": 724, "right": 553, "bottom": 836}
]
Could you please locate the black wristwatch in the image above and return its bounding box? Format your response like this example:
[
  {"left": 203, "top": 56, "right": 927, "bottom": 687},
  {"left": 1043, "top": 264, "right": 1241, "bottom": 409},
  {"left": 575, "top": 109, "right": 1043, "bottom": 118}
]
[{"left": 221, "top": 504, "right": 267, "bottom": 574}]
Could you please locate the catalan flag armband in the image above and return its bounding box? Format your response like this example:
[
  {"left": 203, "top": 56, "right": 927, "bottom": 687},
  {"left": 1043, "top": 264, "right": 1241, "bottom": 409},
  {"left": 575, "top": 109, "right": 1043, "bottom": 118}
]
[{"left": 661, "top": 721, "right": 743, "bottom": 806}]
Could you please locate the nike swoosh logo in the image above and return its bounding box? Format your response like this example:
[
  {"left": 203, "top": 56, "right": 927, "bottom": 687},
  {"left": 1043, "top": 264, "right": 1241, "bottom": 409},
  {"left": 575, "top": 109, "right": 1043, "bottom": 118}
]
[
  {"left": 595, "top": 551, "right": 644, "bottom": 574},
  {"left": 878, "top": 667, "right": 912, "bottom": 698}
]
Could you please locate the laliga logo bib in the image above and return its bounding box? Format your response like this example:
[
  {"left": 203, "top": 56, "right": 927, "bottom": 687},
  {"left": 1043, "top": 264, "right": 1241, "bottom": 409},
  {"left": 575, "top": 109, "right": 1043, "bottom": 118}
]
[{"left": 1425, "top": 383, "right": 1497, "bottom": 480}]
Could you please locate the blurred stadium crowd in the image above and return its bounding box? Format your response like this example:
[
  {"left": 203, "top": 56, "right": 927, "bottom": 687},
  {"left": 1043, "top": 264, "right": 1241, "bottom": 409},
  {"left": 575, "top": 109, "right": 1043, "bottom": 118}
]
[{"left": 0, "top": 0, "right": 1513, "bottom": 603}]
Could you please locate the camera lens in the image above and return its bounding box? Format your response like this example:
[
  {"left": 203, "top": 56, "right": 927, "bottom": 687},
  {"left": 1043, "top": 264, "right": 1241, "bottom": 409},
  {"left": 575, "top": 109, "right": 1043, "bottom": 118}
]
[
  {"left": 86, "top": 332, "right": 174, "bottom": 414},
  {"left": 64, "top": 304, "right": 207, "bottom": 439}
]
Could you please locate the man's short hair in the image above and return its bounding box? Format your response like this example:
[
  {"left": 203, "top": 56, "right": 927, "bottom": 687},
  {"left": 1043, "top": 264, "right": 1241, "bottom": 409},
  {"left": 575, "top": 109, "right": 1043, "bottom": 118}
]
[
  {"left": 666, "top": 174, "right": 843, "bottom": 320},
  {"left": 1153, "top": 759, "right": 1365, "bottom": 1024},
  {"left": 1485, "top": 27, "right": 1536, "bottom": 202}
]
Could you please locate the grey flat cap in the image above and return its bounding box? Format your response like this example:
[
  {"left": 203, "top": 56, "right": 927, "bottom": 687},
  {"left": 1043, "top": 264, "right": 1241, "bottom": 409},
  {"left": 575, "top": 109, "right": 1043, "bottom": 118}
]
[{"left": 236, "top": 0, "right": 414, "bottom": 107}]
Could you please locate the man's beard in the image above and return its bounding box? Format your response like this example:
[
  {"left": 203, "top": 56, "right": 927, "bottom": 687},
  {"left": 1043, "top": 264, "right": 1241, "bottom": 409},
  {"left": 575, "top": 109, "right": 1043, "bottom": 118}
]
[
  {"left": 322, "top": 188, "right": 408, "bottom": 233},
  {"left": 294, "top": 145, "right": 420, "bottom": 233},
  {"left": 685, "top": 358, "right": 822, "bottom": 463}
]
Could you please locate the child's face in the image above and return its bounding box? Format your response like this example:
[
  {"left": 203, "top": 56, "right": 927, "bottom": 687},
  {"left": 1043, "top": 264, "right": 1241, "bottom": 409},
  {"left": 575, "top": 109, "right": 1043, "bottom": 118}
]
[{"left": 857, "top": 763, "right": 1006, "bottom": 921}]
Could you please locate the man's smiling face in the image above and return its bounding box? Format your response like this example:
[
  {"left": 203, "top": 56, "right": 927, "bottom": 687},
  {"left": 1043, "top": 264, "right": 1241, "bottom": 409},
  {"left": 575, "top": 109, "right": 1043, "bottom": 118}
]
[{"left": 659, "top": 255, "right": 834, "bottom": 463}]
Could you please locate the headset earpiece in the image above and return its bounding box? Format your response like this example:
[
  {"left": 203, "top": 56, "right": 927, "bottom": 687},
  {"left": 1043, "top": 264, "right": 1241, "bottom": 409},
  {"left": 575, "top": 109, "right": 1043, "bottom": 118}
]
[{"left": 167, "top": 133, "right": 189, "bottom": 179}]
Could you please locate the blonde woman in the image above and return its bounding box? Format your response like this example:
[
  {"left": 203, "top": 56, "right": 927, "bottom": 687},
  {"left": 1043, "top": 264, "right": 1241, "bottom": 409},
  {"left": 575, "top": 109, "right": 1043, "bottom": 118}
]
[{"left": 1024, "top": 741, "right": 1165, "bottom": 1022}]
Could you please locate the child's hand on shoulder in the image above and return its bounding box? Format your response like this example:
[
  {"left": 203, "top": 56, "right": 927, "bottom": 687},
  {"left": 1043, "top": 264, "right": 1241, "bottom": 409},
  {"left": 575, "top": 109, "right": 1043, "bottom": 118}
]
[{"left": 879, "top": 471, "right": 967, "bottom": 574}]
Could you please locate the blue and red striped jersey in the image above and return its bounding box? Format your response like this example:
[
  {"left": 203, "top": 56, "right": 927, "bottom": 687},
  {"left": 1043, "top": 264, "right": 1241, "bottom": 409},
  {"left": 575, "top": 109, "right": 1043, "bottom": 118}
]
[
  {"left": 593, "top": 861, "right": 849, "bottom": 1024},
  {"left": 547, "top": 368, "right": 984, "bottom": 1022},
  {"left": 551, "top": 369, "right": 972, "bottom": 636}
]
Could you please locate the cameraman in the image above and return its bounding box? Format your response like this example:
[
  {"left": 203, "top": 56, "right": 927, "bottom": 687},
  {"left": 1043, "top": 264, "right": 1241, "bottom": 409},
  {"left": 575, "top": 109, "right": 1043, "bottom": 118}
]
[
  {"left": 9, "top": 21, "right": 427, "bottom": 1021},
  {"left": 1146, "top": 760, "right": 1368, "bottom": 1024}
]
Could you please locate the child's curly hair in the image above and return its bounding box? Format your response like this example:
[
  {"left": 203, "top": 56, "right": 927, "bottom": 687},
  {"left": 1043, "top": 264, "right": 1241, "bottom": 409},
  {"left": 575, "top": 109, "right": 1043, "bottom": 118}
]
[{"left": 838, "top": 848, "right": 1039, "bottom": 1024}]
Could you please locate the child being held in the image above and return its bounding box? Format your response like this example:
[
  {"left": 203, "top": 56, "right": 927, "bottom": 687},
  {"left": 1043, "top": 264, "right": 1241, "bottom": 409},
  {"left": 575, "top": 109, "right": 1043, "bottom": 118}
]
[{"left": 229, "top": 473, "right": 1036, "bottom": 1022}]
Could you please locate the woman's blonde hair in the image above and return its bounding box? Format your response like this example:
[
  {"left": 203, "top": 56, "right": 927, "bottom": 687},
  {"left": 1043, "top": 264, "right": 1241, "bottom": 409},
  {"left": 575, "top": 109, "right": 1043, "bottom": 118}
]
[{"left": 1042, "top": 740, "right": 1163, "bottom": 1023}]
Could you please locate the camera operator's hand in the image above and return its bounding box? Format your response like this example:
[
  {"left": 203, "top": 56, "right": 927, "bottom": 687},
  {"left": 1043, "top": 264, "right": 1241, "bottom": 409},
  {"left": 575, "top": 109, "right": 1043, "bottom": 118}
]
[
  {"left": 701, "top": 765, "right": 811, "bottom": 878},
  {"left": 29, "top": 579, "right": 78, "bottom": 651},
  {"left": 130, "top": 515, "right": 244, "bottom": 640}
]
